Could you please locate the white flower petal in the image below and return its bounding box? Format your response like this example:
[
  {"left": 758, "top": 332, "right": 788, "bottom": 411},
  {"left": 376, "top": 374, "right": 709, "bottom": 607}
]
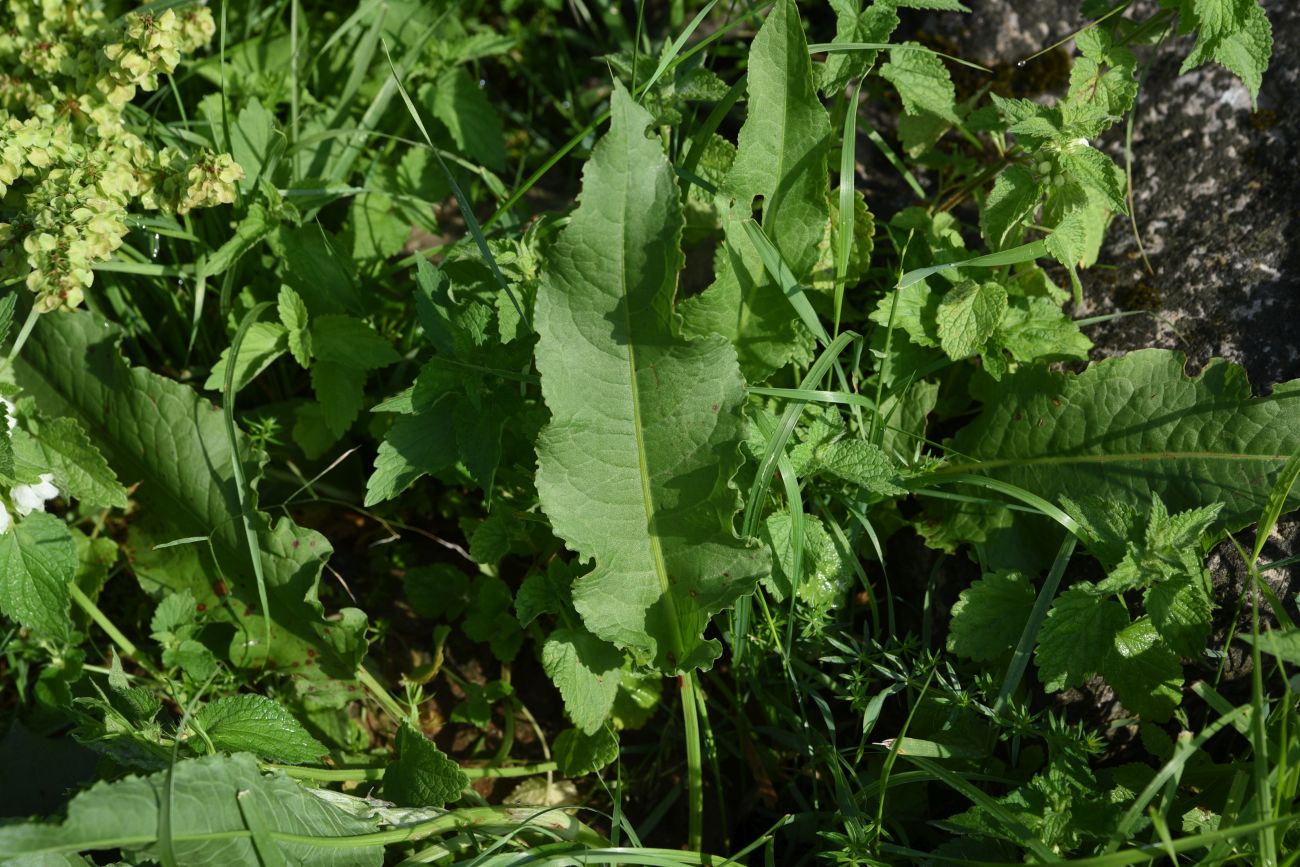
[
  {"left": 32, "top": 473, "right": 59, "bottom": 500},
  {"left": 0, "top": 501, "right": 10, "bottom": 535},
  {"left": 12, "top": 484, "right": 43, "bottom": 516}
]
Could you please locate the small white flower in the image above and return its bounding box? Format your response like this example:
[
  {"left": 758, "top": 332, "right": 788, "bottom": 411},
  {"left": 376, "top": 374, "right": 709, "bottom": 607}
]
[
  {"left": 0, "top": 396, "right": 15, "bottom": 436},
  {"left": 12, "top": 473, "right": 59, "bottom": 517},
  {"left": 0, "top": 501, "right": 10, "bottom": 535}
]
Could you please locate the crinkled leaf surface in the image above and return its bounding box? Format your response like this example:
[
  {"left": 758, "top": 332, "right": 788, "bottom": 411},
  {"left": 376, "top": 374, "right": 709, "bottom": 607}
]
[
  {"left": 17, "top": 311, "right": 368, "bottom": 678},
  {"left": 383, "top": 722, "right": 468, "bottom": 808},
  {"left": 197, "top": 695, "right": 328, "bottom": 764},
  {"left": 0, "top": 753, "right": 382, "bottom": 865},
  {"left": 0, "top": 511, "right": 76, "bottom": 642},
  {"left": 944, "top": 350, "right": 1300, "bottom": 532},
  {"left": 948, "top": 571, "right": 1036, "bottom": 661},
  {"left": 534, "top": 85, "right": 769, "bottom": 674},
  {"left": 13, "top": 419, "right": 128, "bottom": 510}
]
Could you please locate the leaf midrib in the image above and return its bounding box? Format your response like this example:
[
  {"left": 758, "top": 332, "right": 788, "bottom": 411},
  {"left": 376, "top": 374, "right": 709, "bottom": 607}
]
[{"left": 619, "top": 148, "right": 687, "bottom": 666}]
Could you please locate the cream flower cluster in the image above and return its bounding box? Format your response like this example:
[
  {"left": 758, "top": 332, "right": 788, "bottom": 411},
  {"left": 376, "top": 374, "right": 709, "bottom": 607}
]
[
  {"left": 0, "top": 395, "right": 59, "bottom": 535},
  {"left": 0, "top": 2, "right": 242, "bottom": 313}
]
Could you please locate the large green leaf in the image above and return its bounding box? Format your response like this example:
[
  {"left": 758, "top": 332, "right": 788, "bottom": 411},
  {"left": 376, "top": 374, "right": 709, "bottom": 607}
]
[
  {"left": 680, "top": 0, "right": 828, "bottom": 381},
  {"left": 0, "top": 753, "right": 383, "bottom": 865},
  {"left": 0, "top": 511, "right": 76, "bottom": 641},
  {"left": 533, "top": 85, "right": 769, "bottom": 674},
  {"left": 17, "top": 311, "right": 368, "bottom": 678},
  {"left": 941, "top": 350, "right": 1300, "bottom": 531}
]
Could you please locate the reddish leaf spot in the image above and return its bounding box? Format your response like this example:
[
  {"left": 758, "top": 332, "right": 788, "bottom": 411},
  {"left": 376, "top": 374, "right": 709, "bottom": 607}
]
[
  {"left": 711, "top": 403, "right": 719, "bottom": 413},
  {"left": 292, "top": 539, "right": 300, "bottom": 549},
  {"left": 306, "top": 648, "right": 316, "bottom": 657},
  {"left": 214, "top": 581, "right": 228, "bottom": 597},
  {"left": 195, "top": 602, "right": 207, "bottom": 613}
]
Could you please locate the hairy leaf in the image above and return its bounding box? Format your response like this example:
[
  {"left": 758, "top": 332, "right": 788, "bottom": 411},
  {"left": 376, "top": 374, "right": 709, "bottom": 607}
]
[
  {"left": 944, "top": 350, "right": 1300, "bottom": 533},
  {"left": 197, "top": 695, "right": 328, "bottom": 765},
  {"left": 534, "top": 85, "right": 769, "bottom": 673},
  {"left": 17, "top": 311, "right": 368, "bottom": 678},
  {"left": 949, "top": 571, "right": 1036, "bottom": 661},
  {"left": 0, "top": 511, "right": 76, "bottom": 641},
  {"left": 383, "top": 722, "right": 468, "bottom": 808}
]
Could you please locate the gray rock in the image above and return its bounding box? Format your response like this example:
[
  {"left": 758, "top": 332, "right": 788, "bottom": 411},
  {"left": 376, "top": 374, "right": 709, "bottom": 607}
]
[{"left": 1086, "top": 0, "right": 1300, "bottom": 394}]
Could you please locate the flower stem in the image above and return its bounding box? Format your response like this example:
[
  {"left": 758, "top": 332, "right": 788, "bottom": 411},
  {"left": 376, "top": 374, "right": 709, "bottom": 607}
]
[{"left": 4, "top": 305, "right": 40, "bottom": 367}]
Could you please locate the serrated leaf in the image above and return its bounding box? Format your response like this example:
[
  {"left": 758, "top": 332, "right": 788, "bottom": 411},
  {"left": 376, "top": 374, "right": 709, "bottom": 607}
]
[
  {"left": 202, "top": 321, "right": 287, "bottom": 392},
  {"left": 364, "top": 411, "right": 458, "bottom": 506},
  {"left": 820, "top": 0, "right": 900, "bottom": 94},
  {"left": 1106, "top": 618, "right": 1182, "bottom": 721},
  {"left": 761, "top": 512, "right": 851, "bottom": 611},
  {"left": 869, "top": 279, "right": 940, "bottom": 348},
  {"left": 981, "top": 166, "right": 1040, "bottom": 250},
  {"left": 949, "top": 571, "right": 1036, "bottom": 661},
  {"left": 150, "top": 588, "right": 198, "bottom": 639},
  {"left": 1145, "top": 571, "right": 1213, "bottom": 657},
  {"left": 1203, "top": 1, "right": 1271, "bottom": 104},
  {"left": 230, "top": 97, "right": 277, "bottom": 193},
  {"left": 428, "top": 67, "right": 505, "bottom": 172},
  {"left": 542, "top": 628, "right": 624, "bottom": 734},
  {"left": 311, "top": 361, "right": 366, "bottom": 438},
  {"left": 0, "top": 294, "right": 16, "bottom": 346},
  {"left": 196, "top": 694, "right": 328, "bottom": 764},
  {"left": 552, "top": 726, "right": 619, "bottom": 777},
  {"left": 936, "top": 280, "right": 1007, "bottom": 360},
  {"left": 0, "top": 754, "right": 383, "bottom": 865},
  {"left": 383, "top": 722, "right": 468, "bottom": 808},
  {"left": 1059, "top": 146, "right": 1127, "bottom": 214},
  {"left": 533, "top": 86, "right": 769, "bottom": 674},
  {"left": 515, "top": 559, "right": 575, "bottom": 627},
  {"left": 17, "top": 311, "right": 368, "bottom": 678},
  {"left": 995, "top": 296, "right": 1092, "bottom": 363},
  {"left": 13, "top": 418, "right": 128, "bottom": 510},
  {"left": 311, "top": 316, "right": 400, "bottom": 370},
  {"left": 944, "top": 350, "right": 1300, "bottom": 534},
  {"left": 819, "top": 438, "right": 908, "bottom": 495},
  {"left": 343, "top": 192, "right": 409, "bottom": 264},
  {"left": 278, "top": 285, "right": 312, "bottom": 367},
  {"left": 1036, "top": 586, "right": 1128, "bottom": 691},
  {"left": 0, "top": 511, "right": 75, "bottom": 641},
  {"left": 881, "top": 43, "right": 960, "bottom": 124}
]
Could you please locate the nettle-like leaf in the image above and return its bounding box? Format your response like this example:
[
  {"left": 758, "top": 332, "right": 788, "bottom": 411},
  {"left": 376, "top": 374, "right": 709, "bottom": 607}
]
[
  {"left": 943, "top": 350, "right": 1300, "bottom": 534},
  {"left": 948, "top": 571, "right": 1036, "bottom": 662},
  {"left": 1171, "top": 0, "right": 1272, "bottom": 104},
  {"left": 383, "top": 722, "right": 468, "bottom": 808},
  {"left": 196, "top": 694, "right": 328, "bottom": 765},
  {"left": 681, "top": 0, "right": 828, "bottom": 381},
  {"left": 17, "top": 311, "right": 368, "bottom": 679},
  {"left": 533, "top": 85, "right": 770, "bottom": 674},
  {"left": 819, "top": 0, "right": 901, "bottom": 95},
  {"left": 0, "top": 753, "right": 383, "bottom": 865},
  {"left": 0, "top": 511, "right": 77, "bottom": 642}
]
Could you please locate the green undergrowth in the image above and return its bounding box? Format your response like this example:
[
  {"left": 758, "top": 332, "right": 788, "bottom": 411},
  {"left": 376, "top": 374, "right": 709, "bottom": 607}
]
[{"left": 0, "top": 0, "right": 1295, "bottom": 864}]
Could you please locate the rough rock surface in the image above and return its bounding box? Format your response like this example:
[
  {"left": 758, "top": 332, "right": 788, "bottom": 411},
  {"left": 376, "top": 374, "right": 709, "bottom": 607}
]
[
  {"left": 919, "top": 0, "right": 1300, "bottom": 390},
  {"left": 912, "top": 1, "right": 1300, "bottom": 696}
]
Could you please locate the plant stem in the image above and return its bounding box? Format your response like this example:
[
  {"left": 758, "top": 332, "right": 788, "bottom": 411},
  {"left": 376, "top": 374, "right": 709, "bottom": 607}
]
[
  {"left": 263, "top": 761, "right": 558, "bottom": 782},
  {"left": 681, "top": 670, "right": 704, "bottom": 851},
  {"left": 356, "top": 663, "right": 411, "bottom": 724},
  {"left": 69, "top": 584, "right": 164, "bottom": 680}
]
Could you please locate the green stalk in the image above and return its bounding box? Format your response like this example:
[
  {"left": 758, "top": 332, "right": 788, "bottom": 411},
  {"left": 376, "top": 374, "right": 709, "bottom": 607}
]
[
  {"left": 263, "top": 761, "right": 558, "bottom": 782},
  {"left": 681, "top": 670, "right": 704, "bottom": 851},
  {"left": 355, "top": 664, "right": 410, "bottom": 724}
]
